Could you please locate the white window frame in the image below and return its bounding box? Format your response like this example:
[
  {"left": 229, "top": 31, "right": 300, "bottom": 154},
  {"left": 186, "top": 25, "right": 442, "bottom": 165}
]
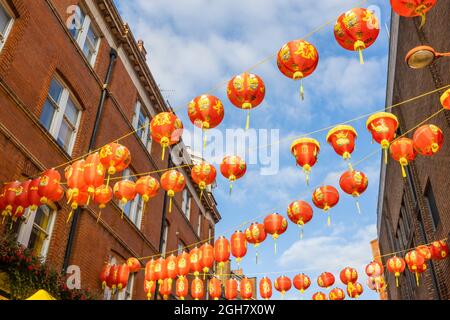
[
  {"left": 0, "top": 0, "right": 14, "bottom": 52},
  {"left": 17, "top": 205, "right": 56, "bottom": 262},
  {"left": 161, "top": 223, "right": 169, "bottom": 255},
  {"left": 71, "top": 6, "right": 100, "bottom": 66},
  {"left": 208, "top": 226, "right": 213, "bottom": 244},
  {"left": 181, "top": 189, "right": 191, "bottom": 221},
  {"left": 41, "top": 77, "right": 82, "bottom": 155},
  {"left": 121, "top": 169, "right": 143, "bottom": 229},
  {"left": 132, "top": 100, "right": 152, "bottom": 151}
]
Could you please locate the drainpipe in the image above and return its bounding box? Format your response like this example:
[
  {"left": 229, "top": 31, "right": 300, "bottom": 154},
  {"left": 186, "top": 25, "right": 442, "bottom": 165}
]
[
  {"left": 154, "top": 153, "right": 171, "bottom": 300},
  {"left": 62, "top": 48, "right": 118, "bottom": 272}
]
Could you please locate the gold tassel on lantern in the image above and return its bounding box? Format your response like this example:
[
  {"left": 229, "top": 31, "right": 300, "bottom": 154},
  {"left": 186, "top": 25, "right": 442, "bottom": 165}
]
[{"left": 354, "top": 40, "right": 366, "bottom": 65}]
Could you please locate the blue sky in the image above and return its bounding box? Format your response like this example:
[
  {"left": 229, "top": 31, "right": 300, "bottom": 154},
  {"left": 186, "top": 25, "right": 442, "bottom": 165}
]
[{"left": 115, "top": 0, "right": 392, "bottom": 300}]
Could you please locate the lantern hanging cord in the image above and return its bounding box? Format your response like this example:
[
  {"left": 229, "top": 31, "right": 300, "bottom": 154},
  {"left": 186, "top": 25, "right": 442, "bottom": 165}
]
[{"left": 251, "top": 83, "right": 450, "bottom": 153}]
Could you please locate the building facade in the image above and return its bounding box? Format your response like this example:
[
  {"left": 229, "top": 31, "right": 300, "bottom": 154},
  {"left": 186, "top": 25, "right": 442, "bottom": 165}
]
[
  {"left": 0, "top": 0, "right": 220, "bottom": 300},
  {"left": 377, "top": 2, "right": 450, "bottom": 300}
]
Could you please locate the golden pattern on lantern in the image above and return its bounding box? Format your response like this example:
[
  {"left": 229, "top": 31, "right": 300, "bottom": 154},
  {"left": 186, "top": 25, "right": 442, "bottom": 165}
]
[
  {"left": 191, "top": 278, "right": 205, "bottom": 300},
  {"left": 245, "top": 222, "right": 267, "bottom": 264},
  {"left": 220, "top": 156, "right": 247, "bottom": 194},
  {"left": 347, "top": 282, "right": 363, "bottom": 299},
  {"left": 240, "top": 277, "right": 253, "bottom": 300},
  {"left": 312, "top": 292, "right": 327, "bottom": 300},
  {"left": 329, "top": 288, "right": 345, "bottom": 301},
  {"left": 189, "top": 247, "right": 203, "bottom": 278},
  {"left": 208, "top": 277, "right": 222, "bottom": 300},
  {"left": 291, "top": 138, "right": 320, "bottom": 186},
  {"left": 441, "top": 89, "right": 450, "bottom": 110},
  {"left": 191, "top": 162, "right": 216, "bottom": 199},
  {"left": 430, "top": 240, "right": 449, "bottom": 260},
  {"left": 231, "top": 230, "right": 247, "bottom": 266},
  {"left": 225, "top": 278, "right": 238, "bottom": 300},
  {"left": 277, "top": 39, "right": 319, "bottom": 100},
  {"left": 334, "top": 8, "right": 380, "bottom": 64},
  {"left": 312, "top": 186, "right": 340, "bottom": 226},
  {"left": 367, "top": 112, "right": 399, "bottom": 164},
  {"left": 227, "top": 72, "right": 266, "bottom": 129},
  {"left": 176, "top": 276, "right": 188, "bottom": 300},
  {"left": 287, "top": 200, "right": 313, "bottom": 239},
  {"left": 339, "top": 170, "right": 369, "bottom": 214},
  {"left": 327, "top": 125, "right": 358, "bottom": 169},
  {"left": 317, "top": 272, "right": 335, "bottom": 289},
  {"left": 263, "top": 213, "right": 288, "bottom": 255},
  {"left": 293, "top": 273, "right": 311, "bottom": 294},
  {"left": 113, "top": 180, "right": 137, "bottom": 219},
  {"left": 274, "top": 276, "right": 292, "bottom": 298},
  {"left": 405, "top": 250, "right": 425, "bottom": 287},
  {"left": 259, "top": 277, "right": 273, "bottom": 300}
]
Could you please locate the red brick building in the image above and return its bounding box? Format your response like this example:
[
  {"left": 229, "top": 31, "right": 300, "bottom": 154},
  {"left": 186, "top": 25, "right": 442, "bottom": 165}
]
[
  {"left": 377, "top": 2, "right": 450, "bottom": 300},
  {"left": 0, "top": 0, "right": 220, "bottom": 300}
]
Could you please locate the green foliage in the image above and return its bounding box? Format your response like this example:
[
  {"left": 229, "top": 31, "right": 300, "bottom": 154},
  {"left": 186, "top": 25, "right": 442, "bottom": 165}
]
[{"left": 0, "top": 233, "right": 97, "bottom": 300}]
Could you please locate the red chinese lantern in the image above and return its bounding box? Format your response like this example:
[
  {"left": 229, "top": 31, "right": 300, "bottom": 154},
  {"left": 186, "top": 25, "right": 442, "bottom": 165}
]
[
  {"left": 275, "top": 276, "right": 292, "bottom": 298},
  {"left": 159, "top": 278, "right": 172, "bottom": 300},
  {"left": 231, "top": 231, "right": 247, "bottom": 266},
  {"left": 312, "top": 292, "right": 327, "bottom": 300},
  {"left": 327, "top": 125, "right": 358, "bottom": 168},
  {"left": 367, "top": 276, "right": 386, "bottom": 293},
  {"left": 405, "top": 250, "right": 425, "bottom": 286},
  {"left": 365, "top": 261, "right": 384, "bottom": 277},
  {"left": 93, "top": 185, "right": 113, "bottom": 223},
  {"left": 339, "top": 170, "right": 369, "bottom": 214},
  {"left": 166, "top": 254, "right": 178, "bottom": 285},
  {"left": 416, "top": 245, "right": 432, "bottom": 261},
  {"left": 113, "top": 180, "right": 137, "bottom": 219},
  {"left": 106, "top": 264, "right": 119, "bottom": 293},
  {"left": 441, "top": 89, "right": 450, "bottom": 110},
  {"left": 367, "top": 112, "right": 399, "bottom": 164},
  {"left": 188, "top": 95, "right": 224, "bottom": 152},
  {"left": 240, "top": 277, "right": 253, "bottom": 300},
  {"left": 329, "top": 288, "right": 345, "bottom": 301},
  {"left": 150, "top": 112, "right": 183, "bottom": 160},
  {"left": 387, "top": 256, "right": 406, "bottom": 287},
  {"left": 28, "top": 178, "right": 41, "bottom": 213},
  {"left": 277, "top": 39, "right": 319, "bottom": 100},
  {"left": 116, "top": 264, "right": 130, "bottom": 292},
  {"left": 190, "top": 247, "right": 203, "bottom": 278},
  {"left": 413, "top": 124, "right": 444, "bottom": 156},
  {"left": 293, "top": 274, "right": 311, "bottom": 294},
  {"left": 287, "top": 200, "right": 313, "bottom": 239},
  {"left": 291, "top": 138, "right": 320, "bottom": 185},
  {"left": 227, "top": 72, "right": 266, "bottom": 129},
  {"left": 390, "top": 0, "right": 437, "bottom": 28},
  {"left": 191, "top": 278, "right": 205, "bottom": 300},
  {"left": 177, "top": 251, "right": 191, "bottom": 278},
  {"left": 200, "top": 243, "right": 214, "bottom": 277},
  {"left": 38, "top": 169, "right": 62, "bottom": 205},
  {"left": 135, "top": 175, "right": 160, "bottom": 213},
  {"left": 263, "top": 213, "right": 288, "bottom": 254},
  {"left": 429, "top": 240, "right": 449, "bottom": 260},
  {"left": 225, "top": 278, "right": 238, "bottom": 300},
  {"left": 145, "top": 259, "right": 157, "bottom": 299},
  {"left": 126, "top": 257, "right": 141, "bottom": 273},
  {"left": 214, "top": 236, "right": 230, "bottom": 268},
  {"left": 312, "top": 186, "right": 340, "bottom": 226},
  {"left": 340, "top": 267, "right": 358, "bottom": 286},
  {"left": 245, "top": 222, "right": 267, "bottom": 264},
  {"left": 65, "top": 160, "right": 87, "bottom": 203},
  {"left": 259, "top": 277, "right": 273, "bottom": 300},
  {"left": 99, "top": 143, "right": 131, "bottom": 180},
  {"left": 160, "top": 170, "right": 186, "bottom": 214},
  {"left": 191, "top": 162, "right": 216, "bottom": 198},
  {"left": 0, "top": 190, "right": 7, "bottom": 223},
  {"left": 99, "top": 263, "right": 111, "bottom": 290},
  {"left": 220, "top": 156, "right": 247, "bottom": 194},
  {"left": 175, "top": 276, "right": 188, "bottom": 300},
  {"left": 334, "top": 8, "right": 380, "bottom": 64},
  {"left": 347, "top": 282, "right": 363, "bottom": 299},
  {"left": 84, "top": 152, "right": 105, "bottom": 199},
  {"left": 144, "top": 279, "right": 156, "bottom": 300},
  {"left": 317, "top": 272, "right": 335, "bottom": 289},
  {"left": 3, "top": 181, "right": 20, "bottom": 217},
  {"left": 13, "top": 180, "right": 31, "bottom": 219},
  {"left": 154, "top": 257, "right": 168, "bottom": 285},
  {"left": 208, "top": 278, "right": 222, "bottom": 300},
  {"left": 390, "top": 137, "right": 417, "bottom": 178}
]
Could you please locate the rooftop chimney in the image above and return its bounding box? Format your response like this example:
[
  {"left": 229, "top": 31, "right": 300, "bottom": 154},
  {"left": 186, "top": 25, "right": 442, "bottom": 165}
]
[{"left": 137, "top": 39, "right": 147, "bottom": 60}]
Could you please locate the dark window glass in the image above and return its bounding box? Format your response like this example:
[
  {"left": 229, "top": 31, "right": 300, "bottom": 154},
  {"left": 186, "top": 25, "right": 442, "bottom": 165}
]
[{"left": 424, "top": 183, "right": 440, "bottom": 229}]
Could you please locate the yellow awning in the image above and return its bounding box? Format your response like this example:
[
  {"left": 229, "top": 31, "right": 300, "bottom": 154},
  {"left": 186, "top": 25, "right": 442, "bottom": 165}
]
[{"left": 25, "top": 290, "right": 56, "bottom": 300}]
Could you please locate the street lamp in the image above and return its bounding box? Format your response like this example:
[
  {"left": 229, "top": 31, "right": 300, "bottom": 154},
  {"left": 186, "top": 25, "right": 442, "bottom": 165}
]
[{"left": 405, "top": 45, "right": 450, "bottom": 69}]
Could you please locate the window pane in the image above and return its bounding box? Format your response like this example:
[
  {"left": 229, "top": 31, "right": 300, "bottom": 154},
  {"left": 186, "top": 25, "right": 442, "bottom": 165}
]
[
  {"left": 57, "top": 119, "right": 74, "bottom": 151},
  {"left": 83, "top": 26, "right": 98, "bottom": 62},
  {"left": 49, "top": 79, "right": 63, "bottom": 103},
  {"left": 0, "top": 5, "right": 11, "bottom": 35},
  {"left": 69, "top": 7, "right": 85, "bottom": 40},
  {"left": 39, "top": 99, "right": 56, "bottom": 130},
  {"left": 65, "top": 97, "right": 79, "bottom": 125},
  {"left": 28, "top": 207, "right": 51, "bottom": 257}
]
